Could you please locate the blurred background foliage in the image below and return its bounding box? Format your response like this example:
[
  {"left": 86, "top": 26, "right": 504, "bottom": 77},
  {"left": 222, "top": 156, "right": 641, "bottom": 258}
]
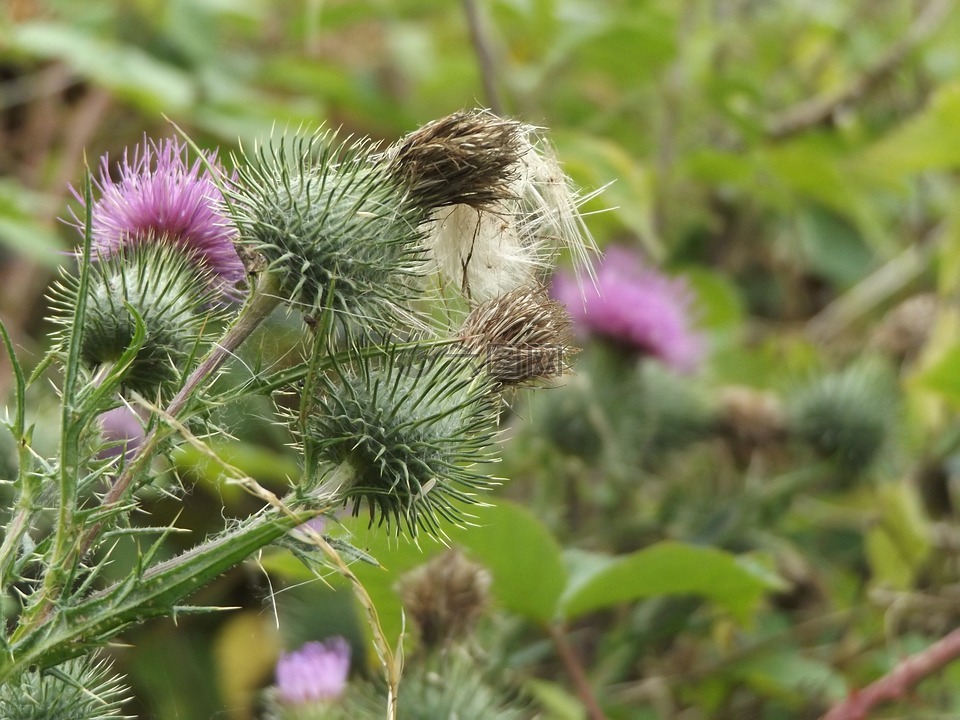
[{"left": 5, "top": 0, "right": 960, "bottom": 718}]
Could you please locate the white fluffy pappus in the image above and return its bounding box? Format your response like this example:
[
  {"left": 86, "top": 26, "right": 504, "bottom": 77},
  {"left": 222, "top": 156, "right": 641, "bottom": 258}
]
[{"left": 425, "top": 126, "right": 599, "bottom": 303}]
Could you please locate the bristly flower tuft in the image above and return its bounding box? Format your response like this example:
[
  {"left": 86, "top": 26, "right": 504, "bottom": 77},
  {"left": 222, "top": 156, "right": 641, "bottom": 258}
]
[
  {"left": 387, "top": 109, "right": 524, "bottom": 212},
  {"left": 306, "top": 348, "right": 500, "bottom": 537},
  {"left": 72, "top": 136, "right": 245, "bottom": 294},
  {"left": 227, "top": 131, "right": 430, "bottom": 333},
  {"left": 458, "top": 286, "right": 576, "bottom": 386}
]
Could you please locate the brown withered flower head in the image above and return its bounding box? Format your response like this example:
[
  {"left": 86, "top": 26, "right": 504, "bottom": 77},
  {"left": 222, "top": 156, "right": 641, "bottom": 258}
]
[
  {"left": 387, "top": 109, "right": 525, "bottom": 213},
  {"left": 459, "top": 286, "right": 577, "bottom": 386},
  {"left": 397, "top": 550, "right": 492, "bottom": 650}
]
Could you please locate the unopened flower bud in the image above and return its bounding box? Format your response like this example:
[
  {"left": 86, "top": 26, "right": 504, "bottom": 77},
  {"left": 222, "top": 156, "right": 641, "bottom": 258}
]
[
  {"left": 228, "top": 132, "right": 429, "bottom": 332},
  {"left": 306, "top": 349, "right": 500, "bottom": 537},
  {"left": 51, "top": 243, "right": 223, "bottom": 397},
  {"left": 789, "top": 360, "right": 897, "bottom": 475}
]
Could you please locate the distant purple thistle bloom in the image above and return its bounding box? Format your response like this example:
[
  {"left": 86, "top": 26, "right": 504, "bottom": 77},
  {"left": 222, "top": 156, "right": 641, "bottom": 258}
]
[
  {"left": 276, "top": 637, "right": 351, "bottom": 706},
  {"left": 73, "top": 136, "right": 245, "bottom": 293},
  {"left": 552, "top": 246, "right": 705, "bottom": 373},
  {"left": 97, "top": 405, "right": 146, "bottom": 461}
]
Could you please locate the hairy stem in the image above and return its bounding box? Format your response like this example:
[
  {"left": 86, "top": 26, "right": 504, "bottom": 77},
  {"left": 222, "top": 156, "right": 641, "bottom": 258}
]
[
  {"left": 547, "top": 622, "right": 607, "bottom": 720},
  {"left": 820, "top": 625, "right": 960, "bottom": 720},
  {"left": 19, "top": 272, "right": 280, "bottom": 635},
  {"left": 461, "top": 0, "right": 504, "bottom": 115}
]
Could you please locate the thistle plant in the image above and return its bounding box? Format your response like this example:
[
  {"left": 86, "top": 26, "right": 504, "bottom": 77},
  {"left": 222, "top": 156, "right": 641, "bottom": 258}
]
[{"left": 0, "top": 111, "right": 598, "bottom": 717}]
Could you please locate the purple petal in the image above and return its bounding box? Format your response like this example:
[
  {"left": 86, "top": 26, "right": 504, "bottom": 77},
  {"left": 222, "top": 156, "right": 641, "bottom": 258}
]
[
  {"left": 552, "top": 245, "right": 705, "bottom": 373},
  {"left": 71, "top": 136, "right": 245, "bottom": 294},
  {"left": 275, "top": 637, "right": 351, "bottom": 705}
]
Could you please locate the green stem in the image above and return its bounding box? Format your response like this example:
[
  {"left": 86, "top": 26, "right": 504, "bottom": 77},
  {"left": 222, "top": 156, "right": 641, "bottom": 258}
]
[
  {"left": 17, "top": 272, "right": 281, "bottom": 637},
  {"left": 95, "top": 272, "right": 281, "bottom": 532}
]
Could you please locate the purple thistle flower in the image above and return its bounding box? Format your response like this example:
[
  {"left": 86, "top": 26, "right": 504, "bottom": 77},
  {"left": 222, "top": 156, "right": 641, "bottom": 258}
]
[
  {"left": 552, "top": 245, "right": 705, "bottom": 373},
  {"left": 275, "top": 637, "right": 351, "bottom": 706},
  {"left": 96, "top": 404, "right": 146, "bottom": 461},
  {"left": 73, "top": 136, "right": 245, "bottom": 293}
]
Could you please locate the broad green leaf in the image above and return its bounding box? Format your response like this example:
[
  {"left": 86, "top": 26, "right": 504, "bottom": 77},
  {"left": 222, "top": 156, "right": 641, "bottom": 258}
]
[
  {"left": 326, "top": 498, "right": 566, "bottom": 658},
  {"left": 797, "top": 206, "right": 873, "bottom": 289},
  {"left": 865, "top": 482, "right": 931, "bottom": 590},
  {"left": 916, "top": 344, "right": 960, "bottom": 406},
  {"left": 731, "top": 649, "right": 847, "bottom": 702},
  {"left": 559, "top": 541, "right": 775, "bottom": 623},
  {"left": 11, "top": 22, "right": 194, "bottom": 112},
  {"left": 449, "top": 500, "right": 567, "bottom": 624},
  {"left": 682, "top": 268, "right": 745, "bottom": 330},
  {"left": 525, "top": 678, "right": 586, "bottom": 720},
  {"left": 0, "top": 181, "right": 64, "bottom": 267},
  {"left": 172, "top": 441, "right": 301, "bottom": 503},
  {"left": 859, "top": 81, "right": 960, "bottom": 180}
]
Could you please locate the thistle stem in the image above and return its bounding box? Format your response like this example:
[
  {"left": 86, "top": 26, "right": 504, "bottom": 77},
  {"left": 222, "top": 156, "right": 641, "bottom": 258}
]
[
  {"left": 547, "top": 622, "right": 608, "bottom": 720},
  {"left": 19, "top": 273, "right": 281, "bottom": 634},
  {"left": 101, "top": 271, "right": 281, "bottom": 512},
  {"left": 819, "top": 625, "right": 960, "bottom": 720}
]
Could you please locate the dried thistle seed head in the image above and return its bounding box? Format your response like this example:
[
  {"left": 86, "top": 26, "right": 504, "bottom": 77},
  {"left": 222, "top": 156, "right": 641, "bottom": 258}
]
[
  {"left": 397, "top": 549, "right": 492, "bottom": 649},
  {"left": 419, "top": 115, "right": 599, "bottom": 302},
  {"left": 228, "top": 131, "right": 429, "bottom": 333},
  {"left": 49, "top": 242, "right": 222, "bottom": 397},
  {"left": 717, "top": 386, "right": 787, "bottom": 449},
  {"left": 459, "top": 286, "right": 576, "bottom": 386},
  {"left": 387, "top": 109, "right": 525, "bottom": 212},
  {"left": 307, "top": 349, "right": 500, "bottom": 538}
]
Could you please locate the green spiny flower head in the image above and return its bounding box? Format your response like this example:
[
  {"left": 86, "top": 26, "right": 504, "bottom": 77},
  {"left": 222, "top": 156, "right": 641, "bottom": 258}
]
[
  {"left": 0, "top": 653, "right": 132, "bottom": 720},
  {"left": 228, "top": 131, "right": 430, "bottom": 332},
  {"left": 51, "top": 241, "right": 223, "bottom": 397},
  {"left": 306, "top": 348, "right": 500, "bottom": 537},
  {"left": 789, "top": 359, "right": 898, "bottom": 475},
  {"left": 344, "top": 652, "right": 527, "bottom": 720}
]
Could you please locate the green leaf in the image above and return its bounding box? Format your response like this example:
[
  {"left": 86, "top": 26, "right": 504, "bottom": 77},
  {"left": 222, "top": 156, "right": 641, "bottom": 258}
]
[
  {"left": 0, "top": 181, "right": 63, "bottom": 267},
  {"left": 865, "top": 482, "right": 931, "bottom": 590},
  {"left": 448, "top": 501, "right": 567, "bottom": 624},
  {"left": 525, "top": 678, "right": 587, "bottom": 720},
  {"left": 11, "top": 22, "right": 194, "bottom": 112},
  {"left": 859, "top": 81, "right": 960, "bottom": 180},
  {"left": 916, "top": 344, "right": 960, "bottom": 406},
  {"left": 730, "top": 649, "right": 847, "bottom": 702},
  {"left": 682, "top": 268, "right": 745, "bottom": 330},
  {"left": 797, "top": 206, "right": 873, "bottom": 289},
  {"left": 559, "top": 541, "right": 775, "bottom": 623},
  {"left": 330, "top": 498, "right": 566, "bottom": 655}
]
